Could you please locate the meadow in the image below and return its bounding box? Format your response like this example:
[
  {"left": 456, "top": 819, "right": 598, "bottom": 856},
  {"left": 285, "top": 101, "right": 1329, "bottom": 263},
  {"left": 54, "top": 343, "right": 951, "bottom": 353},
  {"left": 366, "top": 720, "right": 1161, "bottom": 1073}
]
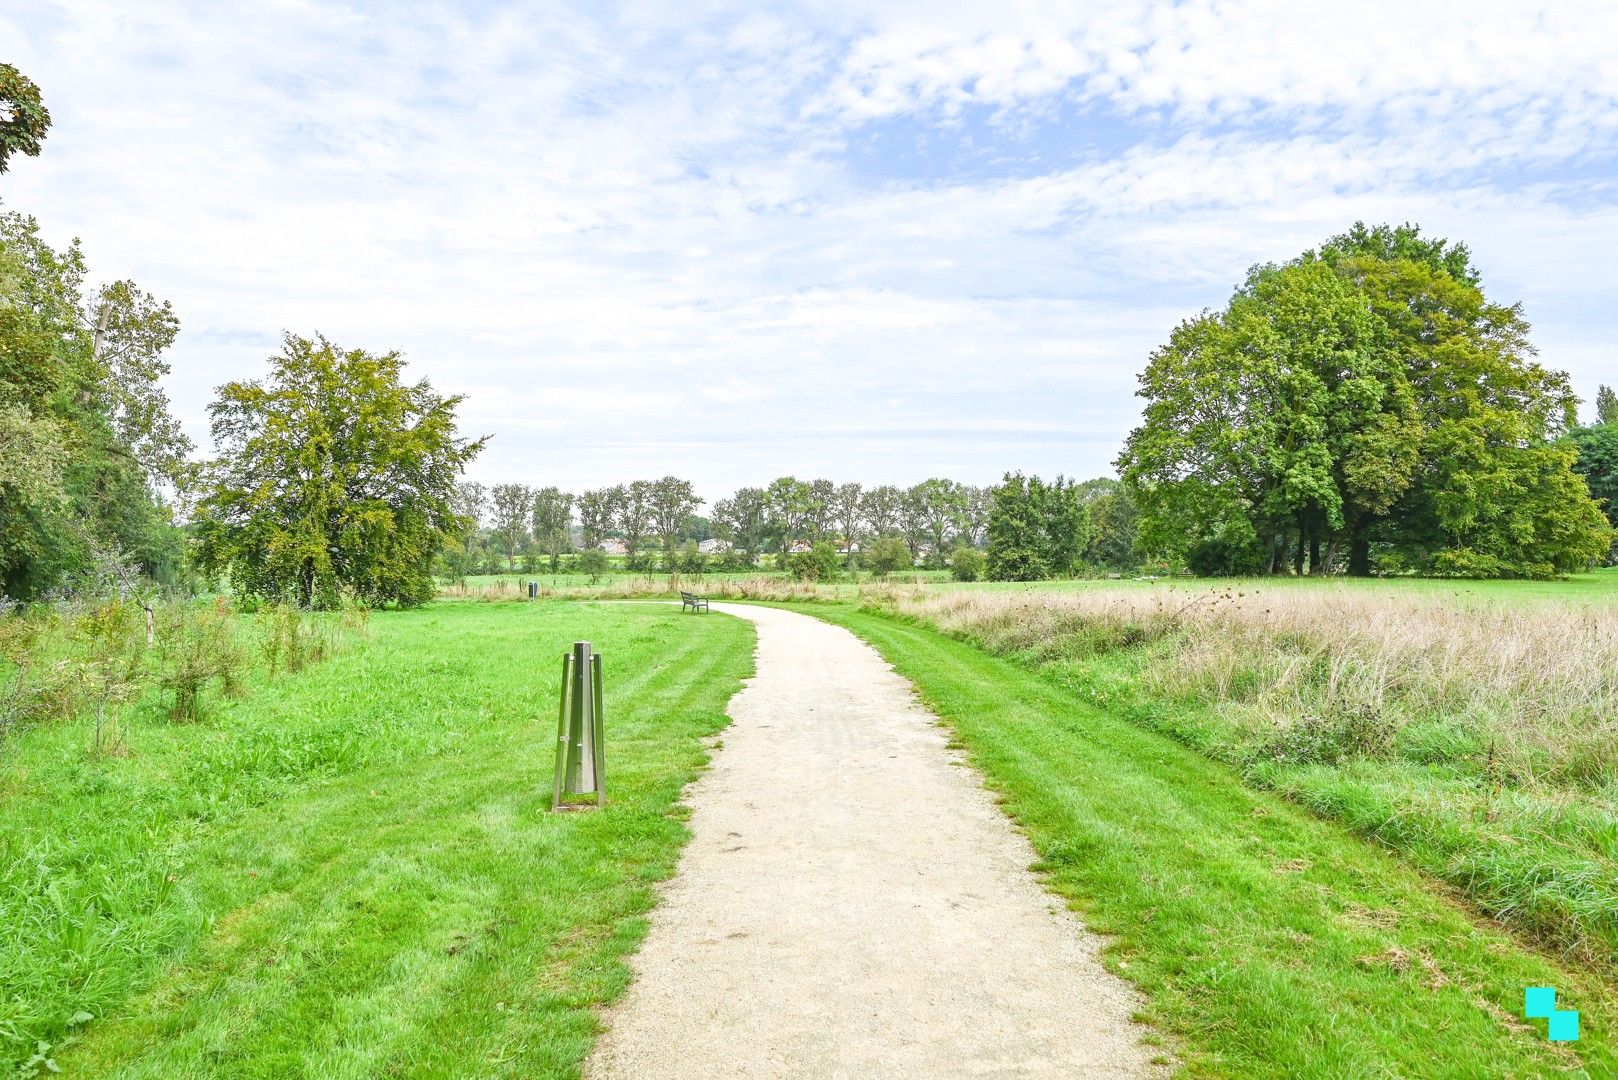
[{"left": 0, "top": 601, "right": 753, "bottom": 1077}]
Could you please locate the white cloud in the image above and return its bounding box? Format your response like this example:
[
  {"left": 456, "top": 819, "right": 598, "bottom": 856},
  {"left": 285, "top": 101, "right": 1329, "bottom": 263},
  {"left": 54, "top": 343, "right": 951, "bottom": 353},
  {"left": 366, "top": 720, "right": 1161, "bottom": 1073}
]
[{"left": 3, "top": 1, "right": 1615, "bottom": 497}]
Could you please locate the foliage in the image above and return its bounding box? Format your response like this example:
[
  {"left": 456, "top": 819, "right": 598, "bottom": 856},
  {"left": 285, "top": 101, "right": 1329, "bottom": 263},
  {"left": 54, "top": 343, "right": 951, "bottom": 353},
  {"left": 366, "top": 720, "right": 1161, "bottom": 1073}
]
[
  {"left": 650, "top": 476, "right": 702, "bottom": 570},
  {"left": 155, "top": 601, "right": 247, "bottom": 721},
  {"left": 862, "top": 535, "right": 912, "bottom": 577},
  {"left": 530, "top": 486, "right": 574, "bottom": 571},
  {"left": 949, "top": 545, "right": 985, "bottom": 582},
  {"left": 194, "top": 333, "right": 485, "bottom": 609},
  {"left": 1119, "top": 222, "right": 1610, "bottom": 578},
  {"left": 489, "top": 483, "right": 532, "bottom": 566},
  {"left": 984, "top": 473, "right": 1089, "bottom": 581},
  {"left": 1598, "top": 384, "right": 1618, "bottom": 427},
  {"left": 1569, "top": 422, "right": 1618, "bottom": 563},
  {"left": 576, "top": 548, "right": 609, "bottom": 583},
  {"left": 0, "top": 64, "right": 50, "bottom": 173},
  {"left": 1079, "top": 481, "right": 1140, "bottom": 570},
  {"left": 0, "top": 212, "right": 190, "bottom": 598},
  {"left": 787, "top": 540, "right": 841, "bottom": 582}
]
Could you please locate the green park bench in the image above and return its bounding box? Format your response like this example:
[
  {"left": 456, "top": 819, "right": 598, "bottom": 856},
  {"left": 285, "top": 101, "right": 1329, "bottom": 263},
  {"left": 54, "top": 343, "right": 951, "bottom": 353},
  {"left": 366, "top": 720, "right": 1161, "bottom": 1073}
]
[{"left": 680, "top": 590, "right": 710, "bottom": 613}]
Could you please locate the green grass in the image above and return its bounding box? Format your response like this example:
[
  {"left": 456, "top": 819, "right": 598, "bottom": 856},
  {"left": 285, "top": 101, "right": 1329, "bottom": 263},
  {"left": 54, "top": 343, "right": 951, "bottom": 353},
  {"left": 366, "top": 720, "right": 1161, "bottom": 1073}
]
[
  {"left": 1, "top": 601, "right": 754, "bottom": 1078},
  {"left": 792, "top": 602, "right": 1617, "bottom": 1078}
]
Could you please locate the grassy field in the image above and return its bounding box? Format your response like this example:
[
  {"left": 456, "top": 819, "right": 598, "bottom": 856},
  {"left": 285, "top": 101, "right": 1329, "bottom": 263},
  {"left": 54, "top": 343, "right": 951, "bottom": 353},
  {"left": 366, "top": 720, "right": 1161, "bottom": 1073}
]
[
  {"left": 0, "top": 601, "right": 753, "bottom": 1078},
  {"left": 796, "top": 602, "right": 1616, "bottom": 1077}
]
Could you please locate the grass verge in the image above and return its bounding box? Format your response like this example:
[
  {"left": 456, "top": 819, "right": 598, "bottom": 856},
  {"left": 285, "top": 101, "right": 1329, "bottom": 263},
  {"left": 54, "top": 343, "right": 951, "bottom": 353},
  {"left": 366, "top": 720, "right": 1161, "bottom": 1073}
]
[
  {"left": 793, "top": 602, "right": 1617, "bottom": 1078},
  {"left": 1, "top": 601, "right": 753, "bottom": 1078}
]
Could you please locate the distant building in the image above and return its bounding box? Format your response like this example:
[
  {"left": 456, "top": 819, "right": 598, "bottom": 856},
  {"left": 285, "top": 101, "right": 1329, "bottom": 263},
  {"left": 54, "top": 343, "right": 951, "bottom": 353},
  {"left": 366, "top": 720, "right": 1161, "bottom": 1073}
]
[
  {"left": 698, "top": 538, "right": 731, "bottom": 555},
  {"left": 786, "top": 540, "right": 812, "bottom": 554},
  {"left": 598, "top": 538, "right": 628, "bottom": 555}
]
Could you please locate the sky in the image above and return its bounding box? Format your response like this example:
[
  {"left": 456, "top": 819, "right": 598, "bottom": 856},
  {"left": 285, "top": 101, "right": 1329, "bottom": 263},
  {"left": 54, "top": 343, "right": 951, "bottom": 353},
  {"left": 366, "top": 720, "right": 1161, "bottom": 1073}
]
[{"left": 4, "top": 1, "right": 1617, "bottom": 500}]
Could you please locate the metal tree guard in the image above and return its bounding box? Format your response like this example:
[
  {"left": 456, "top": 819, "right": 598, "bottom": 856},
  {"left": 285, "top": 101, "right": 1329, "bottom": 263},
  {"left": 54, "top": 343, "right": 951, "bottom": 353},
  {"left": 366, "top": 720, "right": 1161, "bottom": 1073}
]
[{"left": 552, "top": 640, "right": 605, "bottom": 810}]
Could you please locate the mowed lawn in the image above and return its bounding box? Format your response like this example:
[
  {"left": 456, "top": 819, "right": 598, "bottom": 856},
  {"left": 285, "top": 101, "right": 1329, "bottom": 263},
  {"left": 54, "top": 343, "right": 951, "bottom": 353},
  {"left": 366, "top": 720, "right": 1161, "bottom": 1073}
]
[
  {"left": 798, "top": 603, "right": 1617, "bottom": 1079},
  {"left": 1, "top": 601, "right": 753, "bottom": 1078}
]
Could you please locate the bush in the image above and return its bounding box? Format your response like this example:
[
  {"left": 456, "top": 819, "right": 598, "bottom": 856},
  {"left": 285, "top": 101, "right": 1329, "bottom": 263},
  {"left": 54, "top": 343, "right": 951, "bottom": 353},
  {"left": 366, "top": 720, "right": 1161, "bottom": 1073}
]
[
  {"left": 1186, "top": 532, "right": 1267, "bottom": 576},
  {"left": 157, "top": 602, "right": 247, "bottom": 721},
  {"left": 950, "top": 546, "right": 986, "bottom": 582},
  {"left": 576, "top": 549, "right": 609, "bottom": 584},
  {"left": 788, "top": 541, "right": 841, "bottom": 582},
  {"left": 863, "top": 536, "right": 912, "bottom": 577}
]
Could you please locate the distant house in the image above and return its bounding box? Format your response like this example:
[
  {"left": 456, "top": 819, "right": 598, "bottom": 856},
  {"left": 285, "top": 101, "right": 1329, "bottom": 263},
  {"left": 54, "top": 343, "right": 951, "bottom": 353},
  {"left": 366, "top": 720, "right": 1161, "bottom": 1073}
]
[
  {"left": 598, "top": 538, "right": 628, "bottom": 556},
  {"left": 698, "top": 538, "right": 731, "bottom": 555},
  {"left": 785, "top": 540, "right": 813, "bottom": 554}
]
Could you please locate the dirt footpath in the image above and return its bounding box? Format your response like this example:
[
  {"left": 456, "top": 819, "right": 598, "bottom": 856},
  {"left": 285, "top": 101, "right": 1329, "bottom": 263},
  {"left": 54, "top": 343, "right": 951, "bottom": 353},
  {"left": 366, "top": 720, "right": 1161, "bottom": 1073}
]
[{"left": 586, "top": 603, "right": 1161, "bottom": 1079}]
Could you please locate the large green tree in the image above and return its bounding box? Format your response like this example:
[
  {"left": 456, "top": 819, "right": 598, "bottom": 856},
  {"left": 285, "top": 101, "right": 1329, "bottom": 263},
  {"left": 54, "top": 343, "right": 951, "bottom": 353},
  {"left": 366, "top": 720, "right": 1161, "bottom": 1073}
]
[
  {"left": 0, "top": 210, "right": 190, "bottom": 597},
  {"left": 194, "top": 334, "right": 484, "bottom": 607},
  {"left": 1120, "top": 223, "right": 1610, "bottom": 578}
]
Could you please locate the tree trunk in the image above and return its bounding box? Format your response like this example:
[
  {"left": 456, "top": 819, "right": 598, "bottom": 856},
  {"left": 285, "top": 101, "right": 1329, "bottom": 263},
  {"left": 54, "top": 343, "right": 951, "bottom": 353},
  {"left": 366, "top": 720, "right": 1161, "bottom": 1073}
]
[
  {"left": 1347, "top": 522, "right": 1372, "bottom": 577},
  {"left": 1321, "top": 537, "right": 1342, "bottom": 574},
  {"left": 1308, "top": 535, "right": 1322, "bottom": 575},
  {"left": 1292, "top": 525, "right": 1306, "bottom": 576}
]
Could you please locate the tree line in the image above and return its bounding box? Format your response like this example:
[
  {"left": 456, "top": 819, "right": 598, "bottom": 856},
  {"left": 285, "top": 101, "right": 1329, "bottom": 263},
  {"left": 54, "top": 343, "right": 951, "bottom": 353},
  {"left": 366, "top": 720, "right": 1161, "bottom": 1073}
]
[{"left": 5, "top": 65, "right": 1614, "bottom": 607}]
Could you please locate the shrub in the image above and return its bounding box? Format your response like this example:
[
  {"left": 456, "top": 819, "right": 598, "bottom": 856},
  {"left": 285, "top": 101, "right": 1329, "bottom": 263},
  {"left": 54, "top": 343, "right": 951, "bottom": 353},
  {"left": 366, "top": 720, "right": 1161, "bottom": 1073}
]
[
  {"left": 788, "top": 541, "right": 841, "bottom": 582},
  {"left": 1186, "top": 531, "right": 1267, "bottom": 576},
  {"left": 950, "top": 546, "right": 986, "bottom": 582},
  {"left": 576, "top": 549, "right": 609, "bottom": 584},
  {"left": 157, "top": 602, "right": 247, "bottom": 721},
  {"left": 863, "top": 536, "right": 912, "bottom": 577}
]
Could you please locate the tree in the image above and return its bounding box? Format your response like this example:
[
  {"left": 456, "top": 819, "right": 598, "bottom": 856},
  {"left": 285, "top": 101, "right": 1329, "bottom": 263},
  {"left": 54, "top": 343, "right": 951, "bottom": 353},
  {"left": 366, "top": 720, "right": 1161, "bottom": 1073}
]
[
  {"left": 899, "top": 484, "right": 929, "bottom": 559},
  {"left": 806, "top": 479, "right": 837, "bottom": 540},
  {"left": 650, "top": 476, "right": 702, "bottom": 569},
  {"left": 1597, "top": 385, "right": 1618, "bottom": 427},
  {"left": 489, "top": 484, "right": 532, "bottom": 569},
  {"left": 914, "top": 478, "right": 966, "bottom": 563},
  {"left": 764, "top": 477, "right": 816, "bottom": 552},
  {"left": 713, "top": 487, "right": 768, "bottom": 557},
  {"left": 0, "top": 65, "right": 50, "bottom": 174},
  {"left": 578, "top": 488, "right": 615, "bottom": 549},
  {"left": 829, "top": 482, "right": 863, "bottom": 561},
  {"left": 1568, "top": 423, "right": 1618, "bottom": 564},
  {"left": 615, "top": 481, "right": 653, "bottom": 569},
  {"left": 194, "top": 333, "right": 484, "bottom": 608},
  {"left": 1042, "top": 476, "right": 1089, "bottom": 575},
  {"left": 961, "top": 485, "right": 992, "bottom": 547},
  {"left": 0, "top": 211, "right": 188, "bottom": 597},
  {"left": 950, "top": 545, "right": 986, "bottom": 582},
  {"left": 440, "top": 481, "right": 488, "bottom": 580},
  {"left": 1079, "top": 480, "right": 1139, "bottom": 571},
  {"left": 531, "top": 487, "right": 574, "bottom": 571},
  {"left": 1120, "top": 222, "right": 1609, "bottom": 578},
  {"left": 986, "top": 473, "right": 1050, "bottom": 581},
  {"left": 862, "top": 535, "right": 911, "bottom": 577},
  {"left": 859, "top": 485, "right": 903, "bottom": 538}
]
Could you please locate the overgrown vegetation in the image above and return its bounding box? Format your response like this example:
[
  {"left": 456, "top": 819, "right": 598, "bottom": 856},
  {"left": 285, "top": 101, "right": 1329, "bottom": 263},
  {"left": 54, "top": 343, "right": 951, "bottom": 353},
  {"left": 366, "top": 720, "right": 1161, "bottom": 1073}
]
[{"left": 874, "top": 582, "right": 1618, "bottom": 965}]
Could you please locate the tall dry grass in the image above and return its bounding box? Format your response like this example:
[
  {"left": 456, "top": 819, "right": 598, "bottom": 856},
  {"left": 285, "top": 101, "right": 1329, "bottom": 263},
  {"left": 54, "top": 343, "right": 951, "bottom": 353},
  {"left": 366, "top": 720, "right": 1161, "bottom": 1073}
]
[{"left": 887, "top": 585, "right": 1618, "bottom": 791}]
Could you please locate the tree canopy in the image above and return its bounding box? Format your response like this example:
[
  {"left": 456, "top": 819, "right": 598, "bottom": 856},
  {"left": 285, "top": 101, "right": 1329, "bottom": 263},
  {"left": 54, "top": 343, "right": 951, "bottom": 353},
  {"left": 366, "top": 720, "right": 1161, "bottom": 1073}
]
[
  {"left": 0, "top": 210, "right": 190, "bottom": 598},
  {"left": 0, "top": 64, "right": 50, "bottom": 174},
  {"left": 1119, "top": 222, "right": 1611, "bottom": 578},
  {"left": 194, "top": 334, "right": 485, "bottom": 608}
]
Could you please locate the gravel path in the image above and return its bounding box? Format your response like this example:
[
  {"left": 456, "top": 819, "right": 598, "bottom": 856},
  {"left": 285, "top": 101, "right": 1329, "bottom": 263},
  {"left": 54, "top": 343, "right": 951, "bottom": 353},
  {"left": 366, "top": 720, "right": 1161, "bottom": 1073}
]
[{"left": 586, "top": 603, "right": 1160, "bottom": 1079}]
